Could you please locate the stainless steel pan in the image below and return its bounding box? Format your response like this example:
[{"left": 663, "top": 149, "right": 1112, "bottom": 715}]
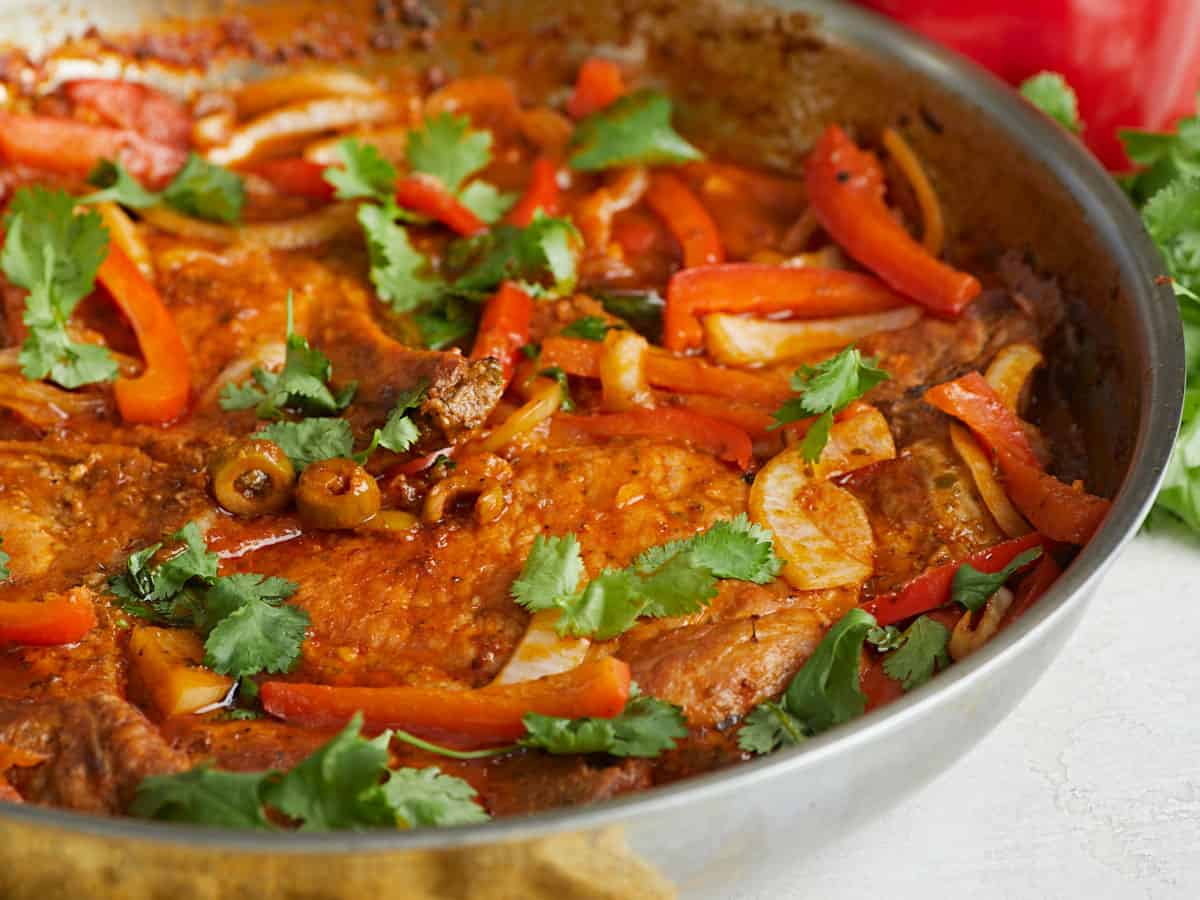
[{"left": 0, "top": 1, "right": 1183, "bottom": 897}]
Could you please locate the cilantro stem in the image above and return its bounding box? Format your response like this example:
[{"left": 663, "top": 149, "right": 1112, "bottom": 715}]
[
  {"left": 766, "top": 701, "right": 808, "bottom": 746},
  {"left": 390, "top": 728, "right": 519, "bottom": 760}
]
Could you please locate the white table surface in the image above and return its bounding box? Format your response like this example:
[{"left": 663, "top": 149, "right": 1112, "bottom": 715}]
[{"left": 744, "top": 528, "right": 1200, "bottom": 900}]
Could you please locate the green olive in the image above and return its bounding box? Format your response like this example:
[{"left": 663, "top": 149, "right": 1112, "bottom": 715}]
[
  {"left": 295, "top": 458, "right": 381, "bottom": 529},
  {"left": 209, "top": 439, "right": 296, "bottom": 516}
]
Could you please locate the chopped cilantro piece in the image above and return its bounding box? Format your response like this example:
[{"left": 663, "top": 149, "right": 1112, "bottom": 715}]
[
  {"left": 204, "top": 590, "right": 308, "bottom": 678},
  {"left": 457, "top": 180, "right": 516, "bottom": 225},
  {"left": 2, "top": 186, "right": 118, "bottom": 388},
  {"left": 771, "top": 345, "right": 890, "bottom": 462},
  {"left": 951, "top": 547, "right": 1043, "bottom": 613},
  {"left": 596, "top": 290, "right": 665, "bottom": 343},
  {"left": 406, "top": 113, "right": 492, "bottom": 194},
  {"left": 161, "top": 153, "right": 245, "bottom": 224},
  {"left": 521, "top": 686, "right": 687, "bottom": 758},
  {"left": 537, "top": 365, "right": 576, "bottom": 412},
  {"left": 133, "top": 713, "right": 488, "bottom": 830},
  {"left": 371, "top": 381, "right": 426, "bottom": 454},
  {"left": 81, "top": 159, "right": 160, "bottom": 208},
  {"left": 739, "top": 607, "right": 876, "bottom": 754},
  {"left": 881, "top": 615, "right": 950, "bottom": 691},
  {"left": 561, "top": 315, "right": 613, "bottom": 341},
  {"left": 448, "top": 213, "right": 580, "bottom": 298},
  {"left": 511, "top": 518, "right": 781, "bottom": 639},
  {"left": 357, "top": 204, "right": 446, "bottom": 313},
  {"left": 866, "top": 624, "right": 904, "bottom": 651},
  {"left": 569, "top": 90, "right": 703, "bottom": 172},
  {"left": 253, "top": 418, "right": 355, "bottom": 471},
  {"left": 324, "top": 138, "right": 397, "bottom": 204},
  {"left": 220, "top": 292, "right": 355, "bottom": 418},
  {"left": 0, "top": 537, "right": 10, "bottom": 581},
  {"left": 414, "top": 295, "right": 476, "bottom": 350},
  {"left": 1019, "top": 72, "right": 1081, "bottom": 133}
]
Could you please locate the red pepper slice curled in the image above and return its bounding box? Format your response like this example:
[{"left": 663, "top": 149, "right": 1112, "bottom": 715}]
[
  {"left": 505, "top": 157, "right": 561, "bottom": 227},
  {"left": 470, "top": 281, "right": 533, "bottom": 384},
  {"left": 394, "top": 173, "right": 486, "bottom": 236},
  {"left": 643, "top": 172, "right": 725, "bottom": 269},
  {"left": 568, "top": 58, "right": 626, "bottom": 120}
]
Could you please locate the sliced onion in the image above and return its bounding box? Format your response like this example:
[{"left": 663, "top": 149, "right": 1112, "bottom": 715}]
[
  {"left": 303, "top": 125, "right": 411, "bottom": 166},
  {"left": 494, "top": 609, "right": 590, "bottom": 685},
  {"left": 949, "top": 587, "right": 1014, "bottom": 661},
  {"left": 209, "top": 95, "right": 406, "bottom": 166},
  {"left": 198, "top": 340, "right": 286, "bottom": 410},
  {"left": 140, "top": 202, "right": 359, "bottom": 250},
  {"left": 703, "top": 305, "right": 922, "bottom": 367},
  {"left": 750, "top": 405, "right": 895, "bottom": 590},
  {"left": 0, "top": 373, "right": 105, "bottom": 429},
  {"left": 576, "top": 166, "right": 649, "bottom": 256},
  {"left": 481, "top": 378, "right": 563, "bottom": 452},
  {"left": 234, "top": 68, "right": 384, "bottom": 118},
  {"left": 985, "top": 343, "right": 1044, "bottom": 412},
  {"left": 599, "top": 329, "right": 653, "bottom": 412}
]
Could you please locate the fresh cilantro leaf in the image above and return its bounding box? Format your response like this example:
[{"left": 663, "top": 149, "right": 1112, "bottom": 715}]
[
  {"left": 81, "top": 158, "right": 160, "bottom": 208},
  {"left": 538, "top": 365, "right": 576, "bottom": 412},
  {"left": 131, "top": 764, "right": 273, "bottom": 829},
  {"left": 881, "top": 615, "right": 951, "bottom": 691},
  {"left": 261, "top": 715, "right": 396, "bottom": 830},
  {"left": 569, "top": 90, "right": 703, "bottom": 172},
  {"left": 866, "top": 624, "right": 904, "bottom": 651},
  {"left": 1142, "top": 177, "right": 1200, "bottom": 293},
  {"left": 511, "top": 534, "right": 584, "bottom": 612},
  {"left": 413, "top": 295, "right": 476, "bottom": 349},
  {"left": 358, "top": 204, "right": 446, "bottom": 312},
  {"left": 1121, "top": 119, "right": 1200, "bottom": 206},
  {"left": 520, "top": 342, "right": 541, "bottom": 359},
  {"left": 152, "top": 521, "right": 221, "bottom": 600},
  {"left": 561, "top": 316, "right": 613, "bottom": 341},
  {"left": 514, "top": 519, "right": 783, "bottom": 639},
  {"left": 382, "top": 767, "right": 491, "bottom": 827},
  {"left": 448, "top": 213, "right": 580, "bottom": 298},
  {"left": 220, "top": 293, "right": 354, "bottom": 418},
  {"left": 0, "top": 537, "right": 10, "bottom": 581},
  {"left": 162, "top": 153, "right": 245, "bottom": 224},
  {"left": 368, "top": 381, "right": 426, "bottom": 455},
  {"left": 457, "top": 180, "right": 516, "bottom": 225},
  {"left": 324, "top": 139, "right": 397, "bottom": 203},
  {"left": 520, "top": 687, "right": 687, "bottom": 758},
  {"left": 406, "top": 113, "right": 492, "bottom": 194},
  {"left": 253, "top": 418, "right": 355, "bottom": 471},
  {"left": 738, "top": 607, "right": 877, "bottom": 753},
  {"left": 203, "top": 589, "right": 308, "bottom": 678},
  {"left": 2, "top": 186, "right": 118, "bottom": 388},
  {"left": 596, "top": 290, "right": 665, "bottom": 343},
  {"left": 737, "top": 700, "right": 807, "bottom": 755},
  {"left": 951, "top": 547, "right": 1043, "bottom": 613},
  {"left": 223, "top": 708, "right": 263, "bottom": 721},
  {"left": 771, "top": 345, "right": 890, "bottom": 462},
  {"left": 1019, "top": 72, "right": 1081, "bottom": 133}
]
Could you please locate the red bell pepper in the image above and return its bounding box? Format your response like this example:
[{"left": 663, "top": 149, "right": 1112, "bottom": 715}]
[
  {"left": 0, "top": 113, "right": 186, "bottom": 189},
  {"left": 0, "top": 591, "right": 98, "bottom": 646},
  {"left": 561, "top": 408, "right": 754, "bottom": 469},
  {"left": 505, "top": 157, "right": 561, "bottom": 227},
  {"left": 854, "top": 0, "right": 1200, "bottom": 170},
  {"left": 861, "top": 532, "right": 1046, "bottom": 626},
  {"left": 261, "top": 657, "right": 631, "bottom": 746},
  {"left": 1007, "top": 553, "right": 1063, "bottom": 621},
  {"left": 470, "top": 281, "right": 533, "bottom": 384},
  {"left": 663, "top": 263, "right": 909, "bottom": 352},
  {"left": 96, "top": 244, "right": 192, "bottom": 425},
  {"left": 643, "top": 172, "right": 725, "bottom": 269},
  {"left": 394, "top": 174, "right": 486, "bottom": 236},
  {"left": 925, "top": 372, "right": 1111, "bottom": 544},
  {"left": 247, "top": 157, "right": 335, "bottom": 201},
  {"left": 805, "top": 124, "right": 981, "bottom": 316},
  {"left": 64, "top": 79, "right": 192, "bottom": 149},
  {"left": 539, "top": 336, "right": 792, "bottom": 407},
  {"left": 567, "top": 58, "right": 626, "bottom": 120}
]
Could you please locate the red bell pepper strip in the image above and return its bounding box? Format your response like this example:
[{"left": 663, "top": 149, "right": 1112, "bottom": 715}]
[
  {"left": 394, "top": 174, "right": 486, "bottom": 236},
  {"left": 1007, "top": 553, "right": 1063, "bottom": 622},
  {"left": 805, "top": 124, "right": 981, "bottom": 316},
  {"left": 663, "top": 262, "right": 909, "bottom": 351},
  {"left": 96, "top": 244, "right": 192, "bottom": 425},
  {"left": 505, "top": 157, "right": 561, "bottom": 226},
  {"left": 561, "top": 408, "right": 754, "bottom": 469},
  {"left": 925, "top": 372, "right": 1111, "bottom": 544},
  {"left": 861, "top": 532, "right": 1046, "bottom": 627},
  {"left": 567, "top": 58, "right": 626, "bottom": 120},
  {"left": 391, "top": 446, "right": 457, "bottom": 476},
  {"left": 0, "top": 591, "right": 98, "bottom": 646},
  {"left": 64, "top": 79, "right": 192, "bottom": 149},
  {"left": 643, "top": 172, "right": 725, "bottom": 269},
  {"left": 539, "top": 336, "right": 792, "bottom": 407},
  {"left": 261, "top": 657, "right": 632, "bottom": 746},
  {"left": 0, "top": 113, "right": 186, "bottom": 189},
  {"left": 470, "top": 281, "right": 533, "bottom": 384},
  {"left": 247, "top": 157, "right": 335, "bottom": 201},
  {"left": 658, "top": 393, "right": 776, "bottom": 439}
]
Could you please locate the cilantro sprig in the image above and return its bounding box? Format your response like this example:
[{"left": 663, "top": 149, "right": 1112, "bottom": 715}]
[
  {"left": 880, "top": 615, "right": 951, "bottom": 691},
  {"left": 512, "top": 516, "right": 781, "bottom": 640},
  {"left": 569, "top": 90, "right": 704, "bottom": 172},
  {"left": 220, "top": 292, "right": 356, "bottom": 418},
  {"left": 2, "top": 186, "right": 118, "bottom": 388},
  {"left": 738, "top": 607, "right": 875, "bottom": 754},
  {"left": 132, "top": 713, "right": 488, "bottom": 830},
  {"left": 1019, "top": 73, "right": 1081, "bottom": 133},
  {"left": 771, "top": 345, "right": 890, "bottom": 462},
  {"left": 951, "top": 547, "right": 1043, "bottom": 613},
  {"left": 82, "top": 153, "right": 245, "bottom": 224},
  {"left": 109, "top": 521, "right": 308, "bottom": 679}
]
